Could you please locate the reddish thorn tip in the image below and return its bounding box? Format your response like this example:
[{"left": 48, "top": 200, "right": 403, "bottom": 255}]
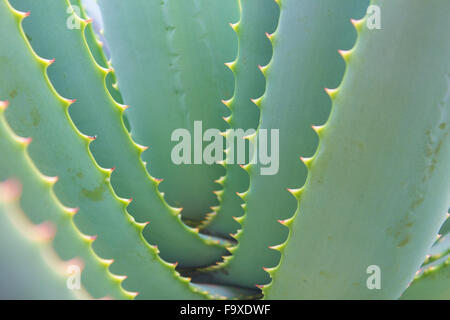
[
  {"left": 69, "top": 207, "right": 80, "bottom": 214},
  {"left": 0, "top": 100, "right": 9, "bottom": 110},
  {"left": 20, "top": 137, "right": 33, "bottom": 145}
]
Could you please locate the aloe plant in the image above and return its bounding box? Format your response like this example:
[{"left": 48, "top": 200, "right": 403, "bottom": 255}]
[{"left": 0, "top": 0, "right": 448, "bottom": 300}]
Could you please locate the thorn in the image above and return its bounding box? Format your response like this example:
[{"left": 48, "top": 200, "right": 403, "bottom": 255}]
[
  {"left": 87, "top": 235, "right": 98, "bottom": 242},
  {"left": 44, "top": 175, "right": 59, "bottom": 184},
  {"left": 229, "top": 22, "right": 239, "bottom": 32},
  {"left": 85, "top": 18, "right": 93, "bottom": 24},
  {"left": 17, "top": 136, "right": 32, "bottom": 146},
  {"left": 0, "top": 100, "right": 9, "bottom": 111},
  {"left": 287, "top": 187, "right": 302, "bottom": 198},
  {"left": 0, "top": 179, "right": 22, "bottom": 202},
  {"left": 324, "top": 87, "right": 339, "bottom": 100},
  {"left": 66, "top": 207, "right": 79, "bottom": 216},
  {"left": 265, "top": 32, "right": 272, "bottom": 40},
  {"left": 109, "top": 166, "right": 116, "bottom": 173},
  {"left": 255, "top": 284, "right": 264, "bottom": 289},
  {"left": 225, "top": 61, "right": 236, "bottom": 71},
  {"left": 338, "top": 49, "right": 351, "bottom": 61},
  {"left": 172, "top": 207, "right": 183, "bottom": 214},
  {"left": 34, "top": 222, "right": 56, "bottom": 242},
  {"left": 48, "top": 58, "right": 55, "bottom": 65},
  {"left": 250, "top": 96, "right": 263, "bottom": 107},
  {"left": 236, "top": 191, "right": 246, "bottom": 199},
  {"left": 115, "top": 275, "right": 128, "bottom": 281},
  {"left": 68, "top": 98, "right": 77, "bottom": 104},
  {"left": 221, "top": 98, "right": 232, "bottom": 107},
  {"left": 268, "top": 244, "right": 280, "bottom": 251},
  {"left": 100, "top": 258, "right": 114, "bottom": 266},
  {"left": 87, "top": 135, "right": 97, "bottom": 141},
  {"left": 137, "top": 221, "right": 149, "bottom": 230},
  {"left": 350, "top": 18, "right": 364, "bottom": 31},
  {"left": 136, "top": 144, "right": 148, "bottom": 152},
  {"left": 300, "top": 156, "right": 313, "bottom": 168},
  {"left": 154, "top": 177, "right": 163, "bottom": 183},
  {"left": 119, "top": 104, "right": 129, "bottom": 111},
  {"left": 23, "top": 11, "right": 30, "bottom": 17}
]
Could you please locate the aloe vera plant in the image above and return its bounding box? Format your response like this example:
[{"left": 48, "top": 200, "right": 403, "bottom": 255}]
[{"left": 0, "top": 0, "right": 448, "bottom": 300}]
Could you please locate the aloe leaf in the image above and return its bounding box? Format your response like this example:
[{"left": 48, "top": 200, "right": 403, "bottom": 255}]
[
  {"left": 10, "top": 0, "right": 228, "bottom": 268},
  {"left": 400, "top": 258, "right": 450, "bottom": 300},
  {"left": 97, "top": 0, "right": 238, "bottom": 222},
  {"left": 200, "top": 0, "right": 280, "bottom": 238},
  {"left": 264, "top": 0, "right": 450, "bottom": 299},
  {"left": 0, "top": 101, "right": 130, "bottom": 299},
  {"left": 0, "top": 0, "right": 206, "bottom": 299},
  {"left": 69, "top": 0, "right": 125, "bottom": 106},
  {"left": 0, "top": 178, "right": 84, "bottom": 300},
  {"left": 194, "top": 0, "right": 368, "bottom": 289},
  {"left": 438, "top": 211, "right": 450, "bottom": 236}
]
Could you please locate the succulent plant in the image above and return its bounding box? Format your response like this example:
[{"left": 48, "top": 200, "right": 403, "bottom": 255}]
[{"left": 0, "top": 0, "right": 448, "bottom": 300}]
